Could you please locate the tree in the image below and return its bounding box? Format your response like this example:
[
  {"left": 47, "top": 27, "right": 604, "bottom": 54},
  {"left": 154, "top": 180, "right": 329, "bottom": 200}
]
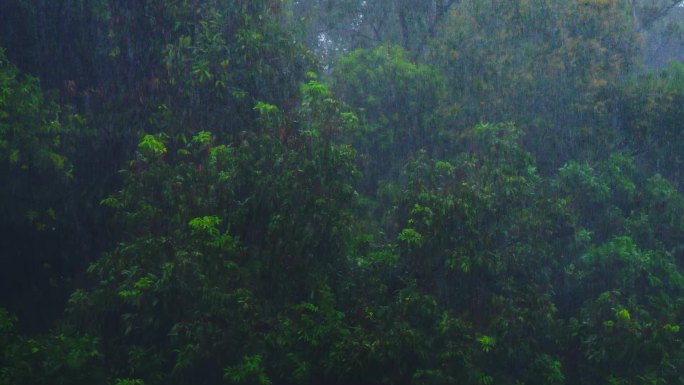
[
  {"left": 0, "top": 47, "right": 88, "bottom": 331},
  {"left": 288, "top": 0, "right": 460, "bottom": 63},
  {"left": 631, "top": 0, "right": 684, "bottom": 31},
  {"left": 391, "top": 123, "right": 574, "bottom": 384},
  {"left": 0, "top": 0, "right": 314, "bottom": 331},
  {"left": 617, "top": 61, "right": 684, "bottom": 187},
  {"left": 434, "top": 0, "right": 638, "bottom": 170},
  {"left": 331, "top": 45, "right": 447, "bottom": 195},
  {"left": 62, "top": 77, "right": 360, "bottom": 384}
]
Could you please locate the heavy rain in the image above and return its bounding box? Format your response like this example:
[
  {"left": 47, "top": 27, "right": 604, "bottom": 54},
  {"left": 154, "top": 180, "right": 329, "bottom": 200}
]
[{"left": 1, "top": 1, "right": 684, "bottom": 384}]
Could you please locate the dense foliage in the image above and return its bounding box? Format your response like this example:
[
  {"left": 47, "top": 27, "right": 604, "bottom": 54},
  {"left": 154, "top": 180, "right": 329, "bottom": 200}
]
[{"left": 3, "top": 1, "right": 684, "bottom": 384}]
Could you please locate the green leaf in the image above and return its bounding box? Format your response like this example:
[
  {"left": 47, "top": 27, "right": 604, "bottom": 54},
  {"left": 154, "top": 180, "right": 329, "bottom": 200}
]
[
  {"left": 398, "top": 228, "right": 423, "bottom": 246},
  {"left": 138, "top": 134, "right": 167, "bottom": 157},
  {"left": 188, "top": 216, "right": 222, "bottom": 236}
]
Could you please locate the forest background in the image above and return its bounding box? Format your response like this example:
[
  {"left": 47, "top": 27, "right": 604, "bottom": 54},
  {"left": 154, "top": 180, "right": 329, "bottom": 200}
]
[{"left": 3, "top": 1, "right": 684, "bottom": 384}]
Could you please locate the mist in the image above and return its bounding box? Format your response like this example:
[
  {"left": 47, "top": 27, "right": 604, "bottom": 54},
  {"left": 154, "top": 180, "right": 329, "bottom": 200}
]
[{"left": 2, "top": 1, "right": 684, "bottom": 384}]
